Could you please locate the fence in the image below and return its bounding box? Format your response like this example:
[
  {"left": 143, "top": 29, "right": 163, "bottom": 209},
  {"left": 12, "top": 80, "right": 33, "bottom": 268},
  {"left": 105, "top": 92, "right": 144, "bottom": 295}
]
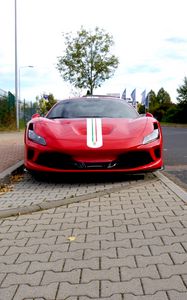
[{"left": 0, "top": 92, "right": 38, "bottom": 129}]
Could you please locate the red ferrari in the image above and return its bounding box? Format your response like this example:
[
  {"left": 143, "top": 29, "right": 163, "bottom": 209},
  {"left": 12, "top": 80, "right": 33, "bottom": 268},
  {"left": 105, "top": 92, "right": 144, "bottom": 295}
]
[{"left": 24, "top": 96, "right": 163, "bottom": 175}]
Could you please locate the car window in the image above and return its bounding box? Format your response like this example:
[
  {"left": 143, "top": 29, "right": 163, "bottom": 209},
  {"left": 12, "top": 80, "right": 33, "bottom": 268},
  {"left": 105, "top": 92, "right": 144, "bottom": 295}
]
[{"left": 46, "top": 98, "right": 139, "bottom": 119}]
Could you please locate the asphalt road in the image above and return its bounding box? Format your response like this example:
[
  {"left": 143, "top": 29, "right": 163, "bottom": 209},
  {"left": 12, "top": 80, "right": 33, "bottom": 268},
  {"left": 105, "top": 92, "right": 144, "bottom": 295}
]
[{"left": 162, "top": 126, "right": 187, "bottom": 190}]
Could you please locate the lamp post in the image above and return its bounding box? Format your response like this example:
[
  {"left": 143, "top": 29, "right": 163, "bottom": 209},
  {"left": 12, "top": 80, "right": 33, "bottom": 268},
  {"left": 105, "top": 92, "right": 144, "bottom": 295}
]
[{"left": 15, "top": 0, "right": 19, "bottom": 130}]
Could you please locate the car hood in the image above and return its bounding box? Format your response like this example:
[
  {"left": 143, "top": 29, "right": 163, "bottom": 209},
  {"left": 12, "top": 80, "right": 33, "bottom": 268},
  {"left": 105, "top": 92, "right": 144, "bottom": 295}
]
[{"left": 35, "top": 117, "right": 148, "bottom": 141}]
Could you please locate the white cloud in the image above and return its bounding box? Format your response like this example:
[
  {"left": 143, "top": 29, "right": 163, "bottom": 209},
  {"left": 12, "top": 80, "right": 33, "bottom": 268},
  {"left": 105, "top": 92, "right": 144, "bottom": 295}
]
[{"left": 1, "top": 0, "right": 187, "bottom": 102}]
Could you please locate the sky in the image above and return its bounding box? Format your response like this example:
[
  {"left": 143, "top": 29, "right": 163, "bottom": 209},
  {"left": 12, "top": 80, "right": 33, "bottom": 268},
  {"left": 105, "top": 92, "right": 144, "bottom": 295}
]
[{"left": 1, "top": 0, "right": 187, "bottom": 103}]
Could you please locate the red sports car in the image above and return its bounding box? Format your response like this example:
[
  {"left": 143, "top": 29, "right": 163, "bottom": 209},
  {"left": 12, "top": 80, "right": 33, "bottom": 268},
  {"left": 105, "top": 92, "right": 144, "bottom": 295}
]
[{"left": 24, "top": 96, "right": 163, "bottom": 175}]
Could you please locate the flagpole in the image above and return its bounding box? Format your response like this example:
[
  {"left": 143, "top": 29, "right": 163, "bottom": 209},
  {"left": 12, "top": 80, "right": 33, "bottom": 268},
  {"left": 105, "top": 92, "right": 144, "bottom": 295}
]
[{"left": 145, "top": 93, "right": 150, "bottom": 113}]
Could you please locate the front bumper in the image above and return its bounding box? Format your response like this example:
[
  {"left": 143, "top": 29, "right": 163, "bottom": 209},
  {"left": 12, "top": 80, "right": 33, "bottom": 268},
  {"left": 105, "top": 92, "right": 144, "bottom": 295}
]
[{"left": 24, "top": 139, "right": 163, "bottom": 174}]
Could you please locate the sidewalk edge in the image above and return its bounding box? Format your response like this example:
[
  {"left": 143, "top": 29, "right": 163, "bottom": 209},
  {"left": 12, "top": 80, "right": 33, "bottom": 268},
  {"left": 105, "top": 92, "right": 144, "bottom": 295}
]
[
  {"left": 155, "top": 170, "right": 187, "bottom": 202},
  {"left": 0, "top": 160, "right": 24, "bottom": 183}
]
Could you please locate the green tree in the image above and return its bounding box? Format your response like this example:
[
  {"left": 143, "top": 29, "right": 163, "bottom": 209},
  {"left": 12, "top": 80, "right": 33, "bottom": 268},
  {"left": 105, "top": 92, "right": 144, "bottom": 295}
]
[
  {"left": 45, "top": 94, "right": 57, "bottom": 111},
  {"left": 157, "top": 87, "right": 171, "bottom": 108},
  {"left": 37, "top": 94, "right": 57, "bottom": 115},
  {"left": 149, "top": 90, "right": 158, "bottom": 111},
  {"left": 175, "top": 77, "right": 187, "bottom": 123},
  {"left": 177, "top": 76, "right": 187, "bottom": 104},
  {"left": 57, "top": 26, "right": 119, "bottom": 94}
]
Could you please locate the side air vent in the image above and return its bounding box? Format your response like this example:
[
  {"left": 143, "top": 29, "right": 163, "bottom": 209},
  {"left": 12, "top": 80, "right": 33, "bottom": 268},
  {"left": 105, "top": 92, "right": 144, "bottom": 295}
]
[
  {"left": 153, "top": 123, "right": 158, "bottom": 130},
  {"left": 28, "top": 123, "right": 34, "bottom": 130}
]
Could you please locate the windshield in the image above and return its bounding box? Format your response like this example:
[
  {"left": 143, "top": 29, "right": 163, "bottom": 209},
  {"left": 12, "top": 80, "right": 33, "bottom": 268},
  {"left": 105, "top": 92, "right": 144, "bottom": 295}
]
[{"left": 46, "top": 98, "right": 139, "bottom": 119}]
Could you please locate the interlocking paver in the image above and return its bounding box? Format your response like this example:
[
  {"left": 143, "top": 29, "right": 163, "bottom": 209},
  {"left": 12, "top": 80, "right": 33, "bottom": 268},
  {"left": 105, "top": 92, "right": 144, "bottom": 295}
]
[
  {"left": 0, "top": 285, "right": 18, "bottom": 300},
  {"left": 150, "top": 243, "right": 185, "bottom": 255},
  {"left": 0, "top": 262, "right": 29, "bottom": 274},
  {"left": 101, "top": 279, "right": 143, "bottom": 297},
  {"left": 118, "top": 245, "right": 151, "bottom": 258},
  {"left": 171, "top": 252, "right": 187, "bottom": 264},
  {"left": 101, "top": 256, "right": 136, "bottom": 268},
  {"left": 81, "top": 267, "right": 120, "bottom": 283},
  {"left": 80, "top": 295, "right": 122, "bottom": 300},
  {"left": 16, "top": 251, "right": 51, "bottom": 263},
  {"left": 45, "top": 228, "right": 72, "bottom": 238},
  {"left": 142, "top": 275, "right": 186, "bottom": 294},
  {"left": 16, "top": 230, "right": 45, "bottom": 239},
  {"left": 143, "top": 228, "right": 174, "bottom": 238},
  {"left": 132, "top": 236, "right": 163, "bottom": 247},
  {"left": 168, "top": 291, "right": 187, "bottom": 300},
  {"left": 84, "top": 248, "right": 117, "bottom": 259},
  {"left": 50, "top": 249, "right": 83, "bottom": 261},
  {"left": 5, "top": 244, "right": 38, "bottom": 256},
  {"left": 37, "top": 243, "right": 69, "bottom": 253},
  {"left": 0, "top": 253, "right": 19, "bottom": 264},
  {"left": 42, "top": 269, "right": 81, "bottom": 285},
  {"left": 162, "top": 234, "right": 187, "bottom": 245},
  {"left": 101, "top": 239, "right": 131, "bottom": 249},
  {"left": 120, "top": 265, "right": 160, "bottom": 280},
  {"left": 13, "top": 283, "right": 58, "bottom": 300},
  {"left": 56, "top": 233, "right": 86, "bottom": 244},
  {"left": 56, "top": 281, "right": 100, "bottom": 299},
  {"left": 86, "top": 232, "right": 114, "bottom": 242},
  {"left": 139, "top": 216, "right": 165, "bottom": 224},
  {"left": 64, "top": 257, "right": 99, "bottom": 271},
  {"left": 1, "top": 271, "right": 43, "bottom": 287},
  {"left": 27, "top": 260, "right": 63, "bottom": 273},
  {"left": 120, "top": 291, "right": 168, "bottom": 300},
  {"left": 136, "top": 253, "right": 173, "bottom": 267},
  {"left": 0, "top": 232, "right": 18, "bottom": 240},
  {"left": 26, "top": 236, "right": 57, "bottom": 246},
  {"left": 182, "top": 274, "right": 187, "bottom": 286},
  {"left": 154, "top": 221, "right": 184, "bottom": 230},
  {"left": 0, "top": 237, "right": 28, "bottom": 247},
  {"left": 116, "top": 231, "right": 144, "bottom": 240},
  {"left": 158, "top": 262, "right": 187, "bottom": 277},
  {"left": 127, "top": 223, "right": 155, "bottom": 232},
  {"left": 0, "top": 158, "right": 187, "bottom": 299}
]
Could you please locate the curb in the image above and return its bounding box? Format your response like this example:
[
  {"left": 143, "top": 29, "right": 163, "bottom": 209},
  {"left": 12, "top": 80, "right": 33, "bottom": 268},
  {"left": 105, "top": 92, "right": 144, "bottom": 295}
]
[
  {"left": 156, "top": 170, "right": 187, "bottom": 202},
  {"left": 0, "top": 175, "right": 157, "bottom": 219},
  {"left": 0, "top": 169, "right": 186, "bottom": 219},
  {"left": 0, "top": 160, "right": 24, "bottom": 184}
]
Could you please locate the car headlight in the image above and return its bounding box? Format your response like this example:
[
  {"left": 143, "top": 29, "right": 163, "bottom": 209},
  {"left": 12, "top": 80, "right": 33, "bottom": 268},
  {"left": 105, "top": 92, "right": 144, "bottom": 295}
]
[
  {"left": 143, "top": 129, "right": 159, "bottom": 144},
  {"left": 28, "top": 129, "right": 46, "bottom": 146}
]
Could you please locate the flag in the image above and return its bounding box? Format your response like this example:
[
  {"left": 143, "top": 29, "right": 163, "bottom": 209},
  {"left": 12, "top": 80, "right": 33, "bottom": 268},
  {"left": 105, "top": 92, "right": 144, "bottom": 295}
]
[
  {"left": 121, "top": 88, "right": 126, "bottom": 100},
  {"left": 141, "top": 90, "right": 146, "bottom": 105},
  {"left": 145, "top": 94, "right": 149, "bottom": 109},
  {"left": 131, "top": 89, "right": 136, "bottom": 106},
  {"left": 43, "top": 94, "right": 48, "bottom": 100}
]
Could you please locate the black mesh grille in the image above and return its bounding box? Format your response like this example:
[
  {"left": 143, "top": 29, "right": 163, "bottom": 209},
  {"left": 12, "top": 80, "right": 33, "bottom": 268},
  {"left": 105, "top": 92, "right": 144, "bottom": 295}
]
[
  {"left": 35, "top": 150, "right": 154, "bottom": 170},
  {"left": 36, "top": 152, "right": 75, "bottom": 169},
  {"left": 117, "top": 151, "right": 153, "bottom": 168}
]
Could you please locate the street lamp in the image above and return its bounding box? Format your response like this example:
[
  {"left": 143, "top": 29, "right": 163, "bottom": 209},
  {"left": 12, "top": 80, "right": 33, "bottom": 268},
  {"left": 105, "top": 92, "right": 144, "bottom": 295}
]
[
  {"left": 15, "top": 1, "right": 34, "bottom": 129},
  {"left": 15, "top": 0, "right": 18, "bottom": 130},
  {"left": 18, "top": 65, "right": 34, "bottom": 127}
]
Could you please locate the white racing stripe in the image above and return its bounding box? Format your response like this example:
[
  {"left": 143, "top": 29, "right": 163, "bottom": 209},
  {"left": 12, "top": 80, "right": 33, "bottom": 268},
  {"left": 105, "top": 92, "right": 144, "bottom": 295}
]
[{"left": 87, "top": 118, "right": 103, "bottom": 148}]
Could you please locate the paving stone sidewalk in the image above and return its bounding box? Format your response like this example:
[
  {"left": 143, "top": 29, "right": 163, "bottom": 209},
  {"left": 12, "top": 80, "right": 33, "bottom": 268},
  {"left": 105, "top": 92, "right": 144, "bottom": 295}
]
[
  {"left": 0, "top": 170, "right": 187, "bottom": 299},
  {"left": 0, "top": 131, "right": 24, "bottom": 180}
]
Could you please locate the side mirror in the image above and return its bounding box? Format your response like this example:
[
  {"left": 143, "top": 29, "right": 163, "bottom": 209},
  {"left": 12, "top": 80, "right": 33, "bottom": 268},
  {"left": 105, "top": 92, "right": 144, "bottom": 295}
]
[
  {"left": 146, "top": 112, "right": 153, "bottom": 117},
  {"left": 31, "top": 113, "right": 40, "bottom": 119}
]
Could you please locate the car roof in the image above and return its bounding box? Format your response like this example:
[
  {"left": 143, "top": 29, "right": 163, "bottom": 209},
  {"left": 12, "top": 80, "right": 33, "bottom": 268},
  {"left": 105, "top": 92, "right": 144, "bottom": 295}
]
[{"left": 59, "top": 96, "right": 125, "bottom": 102}]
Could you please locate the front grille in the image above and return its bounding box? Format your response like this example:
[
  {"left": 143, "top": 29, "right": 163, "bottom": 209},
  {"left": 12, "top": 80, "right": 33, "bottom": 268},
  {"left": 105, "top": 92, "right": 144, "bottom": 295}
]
[
  {"left": 117, "top": 151, "right": 153, "bottom": 168},
  {"left": 36, "top": 152, "right": 75, "bottom": 169},
  {"left": 35, "top": 150, "right": 154, "bottom": 170}
]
